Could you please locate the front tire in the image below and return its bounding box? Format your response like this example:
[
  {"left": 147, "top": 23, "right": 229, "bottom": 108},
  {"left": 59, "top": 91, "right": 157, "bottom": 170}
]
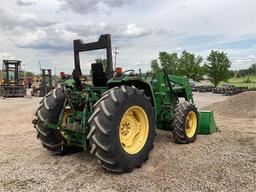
[
  {"left": 88, "top": 86, "right": 155, "bottom": 173},
  {"left": 172, "top": 101, "right": 199, "bottom": 144}
]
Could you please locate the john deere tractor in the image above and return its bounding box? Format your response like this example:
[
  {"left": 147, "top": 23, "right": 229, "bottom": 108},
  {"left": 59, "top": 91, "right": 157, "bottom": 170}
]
[{"left": 33, "top": 34, "right": 216, "bottom": 173}]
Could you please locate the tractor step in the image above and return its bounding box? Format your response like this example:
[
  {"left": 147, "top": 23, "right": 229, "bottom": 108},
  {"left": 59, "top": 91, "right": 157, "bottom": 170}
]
[{"left": 198, "top": 110, "right": 217, "bottom": 134}]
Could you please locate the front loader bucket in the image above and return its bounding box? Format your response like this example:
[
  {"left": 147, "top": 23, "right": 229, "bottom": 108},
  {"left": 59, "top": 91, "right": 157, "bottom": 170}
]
[{"left": 198, "top": 110, "right": 217, "bottom": 134}]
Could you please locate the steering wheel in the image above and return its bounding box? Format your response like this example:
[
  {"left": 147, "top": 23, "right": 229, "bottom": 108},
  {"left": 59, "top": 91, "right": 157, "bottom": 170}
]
[
  {"left": 122, "top": 69, "right": 135, "bottom": 76},
  {"left": 145, "top": 72, "right": 156, "bottom": 83}
]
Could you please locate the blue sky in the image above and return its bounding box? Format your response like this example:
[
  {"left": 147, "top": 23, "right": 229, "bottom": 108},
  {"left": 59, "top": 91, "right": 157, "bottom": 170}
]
[{"left": 0, "top": 0, "right": 256, "bottom": 74}]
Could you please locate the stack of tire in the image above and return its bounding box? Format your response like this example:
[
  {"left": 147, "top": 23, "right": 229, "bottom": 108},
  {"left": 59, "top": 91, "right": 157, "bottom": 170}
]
[
  {"left": 194, "top": 86, "right": 214, "bottom": 92},
  {"left": 212, "top": 85, "right": 256, "bottom": 96}
]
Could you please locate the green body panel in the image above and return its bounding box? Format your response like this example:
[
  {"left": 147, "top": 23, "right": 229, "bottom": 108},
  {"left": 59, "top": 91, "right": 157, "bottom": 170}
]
[
  {"left": 198, "top": 110, "right": 217, "bottom": 134},
  {"left": 152, "top": 72, "right": 177, "bottom": 129},
  {"left": 108, "top": 71, "right": 194, "bottom": 130},
  {"left": 63, "top": 79, "right": 76, "bottom": 87},
  {"left": 50, "top": 80, "right": 107, "bottom": 149}
]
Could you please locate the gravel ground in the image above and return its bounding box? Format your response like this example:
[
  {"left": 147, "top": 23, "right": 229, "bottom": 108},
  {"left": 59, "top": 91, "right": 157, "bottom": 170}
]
[{"left": 0, "top": 92, "right": 255, "bottom": 192}]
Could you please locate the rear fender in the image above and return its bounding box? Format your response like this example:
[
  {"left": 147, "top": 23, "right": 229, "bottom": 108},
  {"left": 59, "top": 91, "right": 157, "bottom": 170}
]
[{"left": 108, "top": 78, "right": 156, "bottom": 112}]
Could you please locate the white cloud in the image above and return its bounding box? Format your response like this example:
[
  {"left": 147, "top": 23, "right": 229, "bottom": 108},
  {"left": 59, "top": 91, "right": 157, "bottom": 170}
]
[
  {"left": 59, "top": 0, "right": 136, "bottom": 14},
  {"left": 67, "top": 22, "right": 152, "bottom": 42},
  {"left": 20, "top": 29, "right": 47, "bottom": 44},
  {"left": 0, "top": 53, "right": 18, "bottom": 60},
  {"left": 232, "top": 55, "right": 256, "bottom": 69},
  {"left": 249, "top": 54, "right": 256, "bottom": 59},
  {"left": 0, "top": 0, "right": 255, "bottom": 73},
  {"left": 16, "top": 0, "right": 35, "bottom": 6},
  {"left": 175, "top": 47, "right": 184, "bottom": 51},
  {"left": 0, "top": 8, "right": 56, "bottom": 32},
  {"left": 125, "top": 23, "right": 146, "bottom": 37},
  {"left": 16, "top": 28, "right": 78, "bottom": 51}
]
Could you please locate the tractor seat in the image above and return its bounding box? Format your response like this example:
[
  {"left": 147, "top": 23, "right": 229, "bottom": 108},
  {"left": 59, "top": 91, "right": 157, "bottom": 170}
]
[{"left": 91, "top": 63, "right": 108, "bottom": 86}]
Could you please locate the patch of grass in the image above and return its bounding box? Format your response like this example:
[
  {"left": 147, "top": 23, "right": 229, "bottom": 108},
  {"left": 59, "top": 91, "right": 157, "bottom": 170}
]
[
  {"left": 243, "top": 76, "right": 252, "bottom": 83},
  {"left": 220, "top": 76, "right": 256, "bottom": 88},
  {"left": 228, "top": 76, "right": 256, "bottom": 82}
]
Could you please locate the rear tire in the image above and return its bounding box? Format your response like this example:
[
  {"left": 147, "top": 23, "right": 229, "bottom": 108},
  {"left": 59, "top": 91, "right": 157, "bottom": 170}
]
[
  {"left": 35, "top": 88, "right": 71, "bottom": 154},
  {"left": 88, "top": 86, "right": 155, "bottom": 173},
  {"left": 172, "top": 101, "right": 199, "bottom": 144}
]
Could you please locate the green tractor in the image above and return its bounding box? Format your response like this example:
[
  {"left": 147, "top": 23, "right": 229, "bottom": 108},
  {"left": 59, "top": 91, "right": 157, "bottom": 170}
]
[{"left": 33, "top": 34, "right": 216, "bottom": 173}]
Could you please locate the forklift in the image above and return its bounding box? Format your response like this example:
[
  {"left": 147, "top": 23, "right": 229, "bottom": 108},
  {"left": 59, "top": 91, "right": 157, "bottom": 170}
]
[
  {"left": 31, "top": 69, "right": 54, "bottom": 97},
  {"left": 0, "top": 60, "right": 26, "bottom": 97}
]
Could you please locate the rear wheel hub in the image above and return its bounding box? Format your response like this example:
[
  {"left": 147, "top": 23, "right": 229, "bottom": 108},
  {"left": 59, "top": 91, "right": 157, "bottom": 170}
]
[
  {"left": 185, "top": 111, "right": 197, "bottom": 138},
  {"left": 119, "top": 106, "right": 149, "bottom": 154}
]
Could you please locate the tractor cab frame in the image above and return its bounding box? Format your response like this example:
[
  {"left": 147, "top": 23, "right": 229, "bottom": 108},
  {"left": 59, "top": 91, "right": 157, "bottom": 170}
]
[{"left": 73, "top": 34, "right": 113, "bottom": 89}]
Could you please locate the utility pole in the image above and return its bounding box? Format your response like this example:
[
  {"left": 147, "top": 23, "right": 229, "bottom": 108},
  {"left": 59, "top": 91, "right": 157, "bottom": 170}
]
[
  {"left": 23, "top": 63, "right": 26, "bottom": 77},
  {"left": 39, "top": 60, "right": 41, "bottom": 76},
  {"left": 113, "top": 47, "right": 119, "bottom": 69}
]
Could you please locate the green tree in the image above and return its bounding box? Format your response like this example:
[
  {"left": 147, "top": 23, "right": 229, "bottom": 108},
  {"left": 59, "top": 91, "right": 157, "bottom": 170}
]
[
  {"left": 249, "top": 64, "right": 256, "bottom": 75},
  {"left": 229, "top": 70, "right": 235, "bottom": 78},
  {"left": 150, "top": 51, "right": 205, "bottom": 80},
  {"left": 178, "top": 50, "right": 204, "bottom": 81},
  {"left": 206, "top": 50, "right": 231, "bottom": 86},
  {"left": 158, "top": 52, "right": 179, "bottom": 74},
  {"left": 238, "top": 63, "right": 256, "bottom": 76},
  {"left": 150, "top": 59, "right": 160, "bottom": 73},
  {"left": 95, "top": 58, "right": 107, "bottom": 71}
]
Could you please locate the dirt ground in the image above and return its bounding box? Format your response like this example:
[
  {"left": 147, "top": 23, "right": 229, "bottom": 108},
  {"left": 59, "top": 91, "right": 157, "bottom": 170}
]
[{"left": 0, "top": 92, "right": 255, "bottom": 192}]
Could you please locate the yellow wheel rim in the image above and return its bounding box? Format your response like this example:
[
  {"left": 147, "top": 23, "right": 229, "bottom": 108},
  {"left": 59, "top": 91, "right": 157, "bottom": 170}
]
[
  {"left": 185, "top": 111, "right": 197, "bottom": 138},
  {"left": 61, "top": 107, "right": 72, "bottom": 139},
  {"left": 119, "top": 106, "right": 149, "bottom": 154}
]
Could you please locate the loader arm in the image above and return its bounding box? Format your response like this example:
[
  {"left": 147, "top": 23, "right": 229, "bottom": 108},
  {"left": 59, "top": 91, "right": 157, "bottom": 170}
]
[{"left": 168, "top": 75, "right": 194, "bottom": 103}]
